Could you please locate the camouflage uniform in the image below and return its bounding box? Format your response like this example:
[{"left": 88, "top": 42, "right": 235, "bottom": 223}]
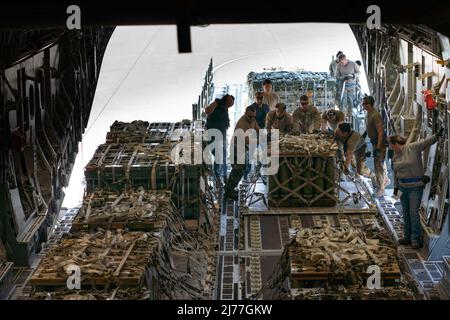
[
  {"left": 292, "top": 106, "right": 321, "bottom": 134},
  {"left": 224, "top": 114, "right": 260, "bottom": 196},
  {"left": 266, "top": 110, "right": 294, "bottom": 134},
  {"left": 337, "top": 130, "right": 369, "bottom": 175},
  {"left": 322, "top": 109, "right": 346, "bottom": 131},
  {"left": 365, "top": 109, "right": 388, "bottom": 190}
]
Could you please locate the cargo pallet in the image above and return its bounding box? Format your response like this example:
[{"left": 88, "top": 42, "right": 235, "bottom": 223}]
[
  {"left": 70, "top": 190, "right": 173, "bottom": 232},
  {"left": 290, "top": 262, "right": 402, "bottom": 288},
  {"left": 30, "top": 235, "right": 159, "bottom": 290},
  {"left": 85, "top": 142, "right": 204, "bottom": 220},
  {"left": 268, "top": 153, "right": 338, "bottom": 207},
  {"left": 106, "top": 121, "right": 192, "bottom": 144},
  {"left": 247, "top": 70, "right": 336, "bottom": 112}
]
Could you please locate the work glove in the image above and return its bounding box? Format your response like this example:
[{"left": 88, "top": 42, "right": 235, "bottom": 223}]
[
  {"left": 372, "top": 148, "right": 380, "bottom": 158},
  {"left": 437, "top": 127, "right": 444, "bottom": 137}
]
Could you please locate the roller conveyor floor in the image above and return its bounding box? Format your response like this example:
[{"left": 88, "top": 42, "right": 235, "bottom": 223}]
[{"left": 214, "top": 172, "right": 445, "bottom": 300}]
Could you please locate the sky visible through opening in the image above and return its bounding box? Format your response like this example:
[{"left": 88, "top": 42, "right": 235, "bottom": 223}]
[{"left": 62, "top": 23, "right": 369, "bottom": 208}]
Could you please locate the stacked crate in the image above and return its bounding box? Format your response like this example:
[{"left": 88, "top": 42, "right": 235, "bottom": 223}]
[
  {"left": 28, "top": 188, "right": 182, "bottom": 300},
  {"left": 86, "top": 120, "right": 203, "bottom": 220},
  {"left": 247, "top": 70, "right": 336, "bottom": 112},
  {"left": 106, "top": 120, "right": 150, "bottom": 144}
]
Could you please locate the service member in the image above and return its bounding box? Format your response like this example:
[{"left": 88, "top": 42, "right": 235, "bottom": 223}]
[
  {"left": 205, "top": 94, "right": 235, "bottom": 178},
  {"left": 266, "top": 103, "right": 293, "bottom": 135},
  {"left": 335, "top": 122, "right": 370, "bottom": 176},
  {"left": 389, "top": 128, "right": 443, "bottom": 248},
  {"left": 292, "top": 95, "right": 321, "bottom": 134},
  {"left": 336, "top": 53, "right": 360, "bottom": 113},
  {"left": 321, "top": 108, "right": 346, "bottom": 132},
  {"left": 329, "top": 50, "right": 343, "bottom": 77},
  {"left": 262, "top": 79, "right": 280, "bottom": 111},
  {"left": 362, "top": 96, "right": 389, "bottom": 196},
  {"left": 250, "top": 92, "right": 270, "bottom": 129},
  {"left": 224, "top": 105, "right": 260, "bottom": 200}
]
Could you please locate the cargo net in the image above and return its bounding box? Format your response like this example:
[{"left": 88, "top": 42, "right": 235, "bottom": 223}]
[
  {"left": 30, "top": 188, "right": 217, "bottom": 299},
  {"left": 250, "top": 224, "right": 420, "bottom": 300},
  {"left": 84, "top": 139, "right": 212, "bottom": 222},
  {"left": 85, "top": 142, "right": 178, "bottom": 192},
  {"left": 106, "top": 120, "right": 192, "bottom": 144},
  {"left": 30, "top": 222, "right": 216, "bottom": 299},
  {"left": 71, "top": 188, "right": 174, "bottom": 232},
  {"left": 247, "top": 69, "right": 336, "bottom": 112},
  {"left": 263, "top": 134, "right": 372, "bottom": 208}
]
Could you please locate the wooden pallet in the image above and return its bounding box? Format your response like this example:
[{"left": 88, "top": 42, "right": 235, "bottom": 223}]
[
  {"left": 291, "top": 262, "right": 401, "bottom": 281},
  {"left": 70, "top": 189, "right": 173, "bottom": 232},
  {"left": 30, "top": 287, "right": 151, "bottom": 300},
  {"left": 70, "top": 220, "right": 167, "bottom": 232},
  {"left": 30, "top": 232, "right": 159, "bottom": 289}
]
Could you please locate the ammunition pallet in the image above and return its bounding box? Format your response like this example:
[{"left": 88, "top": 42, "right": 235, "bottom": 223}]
[
  {"left": 30, "top": 231, "right": 159, "bottom": 289},
  {"left": 247, "top": 70, "right": 336, "bottom": 112},
  {"left": 30, "top": 287, "right": 152, "bottom": 300},
  {"left": 70, "top": 220, "right": 167, "bottom": 232},
  {"left": 106, "top": 121, "right": 192, "bottom": 144},
  {"left": 290, "top": 262, "right": 401, "bottom": 287},
  {"left": 268, "top": 154, "right": 338, "bottom": 207},
  {"left": 70, "top": 189, "right": 173, "bottom": 232}
]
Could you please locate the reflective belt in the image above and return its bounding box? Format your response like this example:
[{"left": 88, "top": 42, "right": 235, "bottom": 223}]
[{"left": 399, "top": 177, "right": 422, "bottom": 183}]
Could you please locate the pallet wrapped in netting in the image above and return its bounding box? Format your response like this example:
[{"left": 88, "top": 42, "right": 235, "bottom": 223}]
[
  {"left": 85, "top": 142, "right": 177, "bottom": 192},
  {"left": 106, "top": 120, "right": 192, "bottom": 144},
  {"left": 30, "top": 287, "right": 153, "bottom": 300},
  {"left": 30, "top": 229, "right": 161, "bottom": 290},
  {"left": 289, "top": 225, "right": 402, "bottom": 289},
  {"left": 85, "top": 141, "right": 204, "bottom": 220},
  {"left": 71, "top": 188, "right": 175, "bottom": 232},
  {"left": 268, "top": 134, "right": 339, "bottom": 207},
  {"left": 247, "top": 69, "right": 336, "bottom": 112}
]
